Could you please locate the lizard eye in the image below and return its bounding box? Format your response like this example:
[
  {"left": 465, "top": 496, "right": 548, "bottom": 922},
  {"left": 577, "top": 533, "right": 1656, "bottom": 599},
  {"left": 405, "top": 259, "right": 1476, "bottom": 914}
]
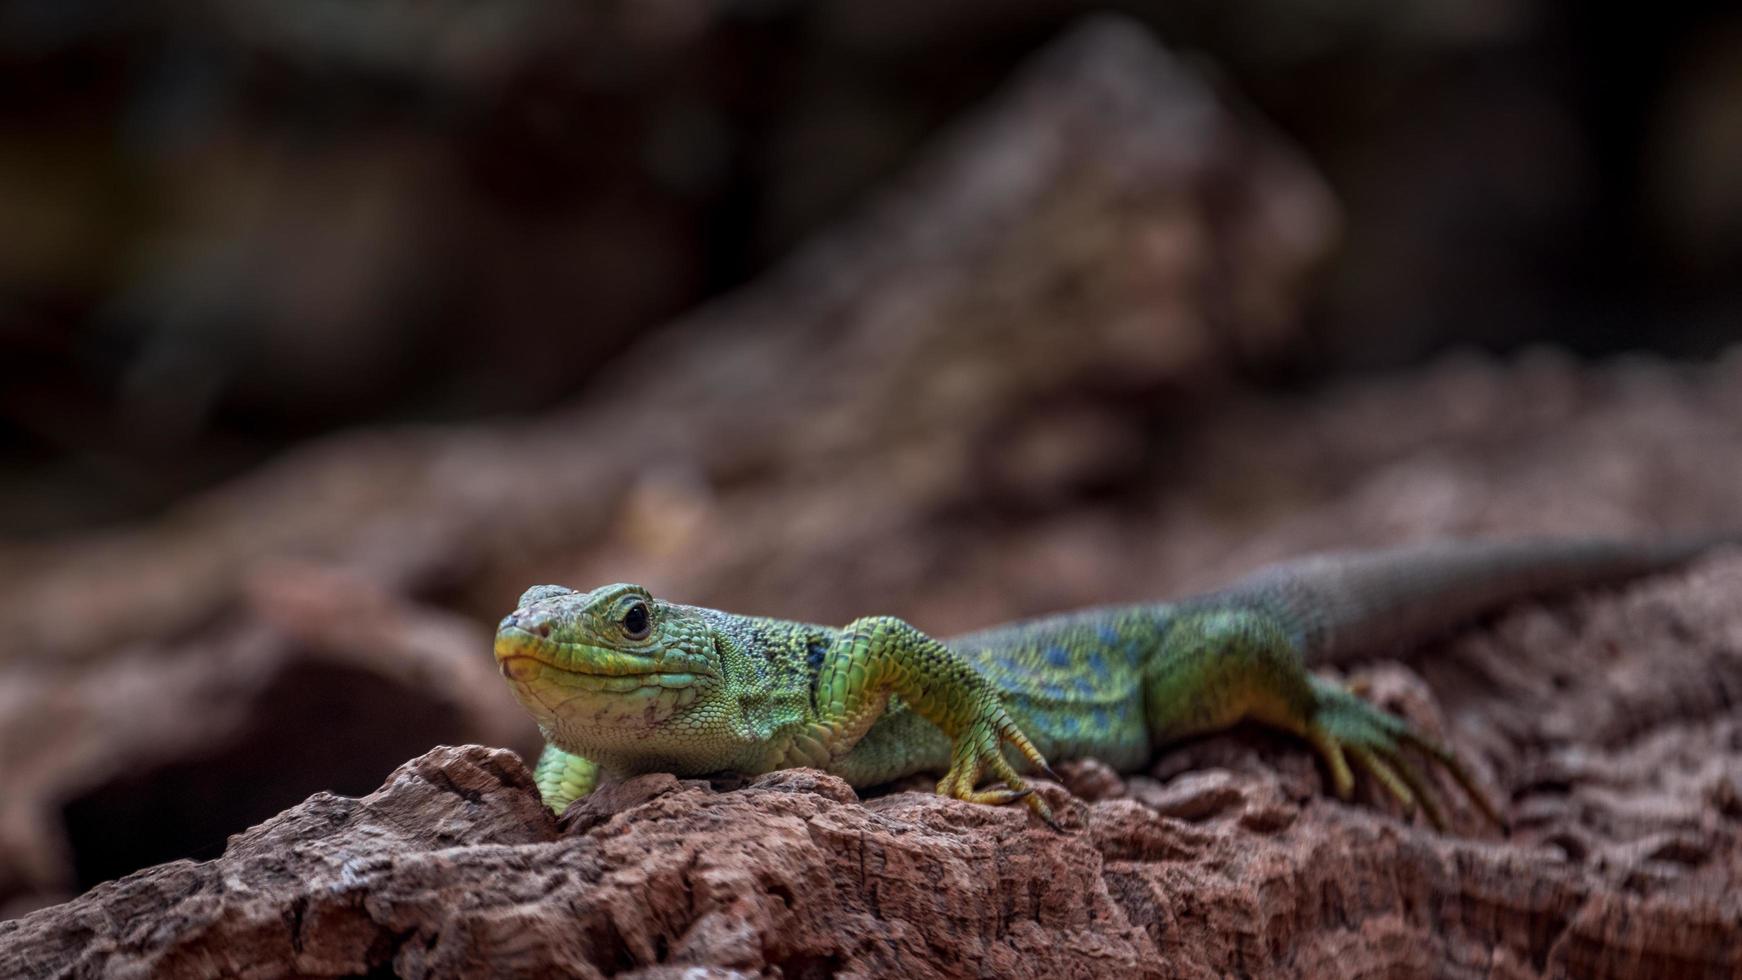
[{"left": 620, "top": 600, "right": 651, "bottom": 640}]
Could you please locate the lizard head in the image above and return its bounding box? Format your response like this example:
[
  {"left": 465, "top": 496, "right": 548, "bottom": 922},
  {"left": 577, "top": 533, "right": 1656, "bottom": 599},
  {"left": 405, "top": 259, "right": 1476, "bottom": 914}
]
[{"left": 494, "top": 583, "right": 725, "bottom": 765}]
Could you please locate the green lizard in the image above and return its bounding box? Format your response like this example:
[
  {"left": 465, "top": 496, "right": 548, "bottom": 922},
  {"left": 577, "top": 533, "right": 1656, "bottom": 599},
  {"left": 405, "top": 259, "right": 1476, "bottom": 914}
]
[{"left": 494, "top": 536, "right": 1732, "bottom": 830}]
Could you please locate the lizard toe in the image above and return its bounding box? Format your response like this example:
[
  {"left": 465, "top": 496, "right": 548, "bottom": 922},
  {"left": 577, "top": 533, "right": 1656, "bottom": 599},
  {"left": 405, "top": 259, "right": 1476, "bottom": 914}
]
[
  {"left": 1309, "top": 675, "right": 1506, "bottom": 833},
  {"left": 1349, "top": 744, "right": 1417, "bottom": 817}
]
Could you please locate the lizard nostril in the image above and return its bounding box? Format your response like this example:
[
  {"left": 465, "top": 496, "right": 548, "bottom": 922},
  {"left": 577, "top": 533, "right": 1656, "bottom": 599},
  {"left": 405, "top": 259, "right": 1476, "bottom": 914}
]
[{"left": 506, "top": 610, "right": 555, "bottom": 638}]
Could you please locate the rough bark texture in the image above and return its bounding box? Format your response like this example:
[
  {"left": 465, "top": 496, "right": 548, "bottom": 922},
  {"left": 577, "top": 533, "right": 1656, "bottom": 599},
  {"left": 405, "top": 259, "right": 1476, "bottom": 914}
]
[
  {"left": 4, "top": 16, "right": 1742, "bottom": 979},
  {"left": 7, "top": 542, "right": 1742, "bottom": 979}
]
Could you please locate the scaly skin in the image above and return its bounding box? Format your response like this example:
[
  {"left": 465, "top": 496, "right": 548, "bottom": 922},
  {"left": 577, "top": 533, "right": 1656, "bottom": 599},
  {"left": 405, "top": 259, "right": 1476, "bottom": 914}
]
[{"left": 494, "top": 536, "right": 1733, "bottom": 830}]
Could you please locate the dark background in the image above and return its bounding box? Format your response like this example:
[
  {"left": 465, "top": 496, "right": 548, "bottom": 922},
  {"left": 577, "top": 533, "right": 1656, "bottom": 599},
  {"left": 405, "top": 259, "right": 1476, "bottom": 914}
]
[{"left": 3, "top": 0, "right": 1740, "bottom": 537}]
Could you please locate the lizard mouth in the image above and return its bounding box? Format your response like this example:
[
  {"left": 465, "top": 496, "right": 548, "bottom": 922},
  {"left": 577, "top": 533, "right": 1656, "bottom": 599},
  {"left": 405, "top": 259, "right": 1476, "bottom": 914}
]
[{"left": 494, "top": 627, "right": 713, "bottom": 690}]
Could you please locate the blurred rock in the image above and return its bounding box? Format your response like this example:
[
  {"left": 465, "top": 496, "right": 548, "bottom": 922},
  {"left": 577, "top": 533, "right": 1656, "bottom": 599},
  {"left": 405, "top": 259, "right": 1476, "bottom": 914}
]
[
  {"left": 0, "top": 562, "right": 535, "bottom": 918},
  {"left": 0, "top": 0, "right": 730, "bottom": 529},
  {"left": 7, "top": 0, "right": 1740, "bottom": 539}
]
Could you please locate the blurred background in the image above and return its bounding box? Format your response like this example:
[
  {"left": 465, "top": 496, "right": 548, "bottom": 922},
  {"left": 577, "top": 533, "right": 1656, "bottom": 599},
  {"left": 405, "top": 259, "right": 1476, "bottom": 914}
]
[
  {"left": 4, "top": 0, "right": 1740, "bottom": 533},
  {"left": 4, "top": 0, "right": 1742, "bottom": 919}
]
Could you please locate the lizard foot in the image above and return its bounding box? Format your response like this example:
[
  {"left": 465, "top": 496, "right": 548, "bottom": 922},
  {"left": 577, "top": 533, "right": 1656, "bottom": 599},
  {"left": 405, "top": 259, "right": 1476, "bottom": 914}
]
[
  {"left": 1303, "top": 676, "right": 1505, "bottom": 833},
  {"left": 935, "top": 708, "right": 1061, "bottom": 828}
]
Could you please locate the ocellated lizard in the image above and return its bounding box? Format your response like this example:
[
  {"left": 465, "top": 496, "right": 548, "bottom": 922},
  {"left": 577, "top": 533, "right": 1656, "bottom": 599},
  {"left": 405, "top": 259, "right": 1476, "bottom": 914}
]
[{"left": 495, "top": 536, "right": 1733, "bottom": 830}]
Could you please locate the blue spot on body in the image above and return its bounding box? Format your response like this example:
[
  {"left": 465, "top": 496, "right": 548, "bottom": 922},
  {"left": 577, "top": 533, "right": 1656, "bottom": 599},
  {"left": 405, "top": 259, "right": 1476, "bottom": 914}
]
[
  {"left": 805, "top": 639, "right": 829, "bottom": 713},
  {"left": 1097, "top": 626, "right": 1120, "bottom": 645},
  {"left": 1046, "top": 645, "right": 1072, "bottom": 668}
]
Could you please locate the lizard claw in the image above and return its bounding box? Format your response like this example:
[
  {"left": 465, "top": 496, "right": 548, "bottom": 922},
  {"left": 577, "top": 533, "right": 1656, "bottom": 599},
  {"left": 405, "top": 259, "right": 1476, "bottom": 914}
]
[
  {"left": 936, "top": 704, "right": 1060, "bottom": 828},
  {"left": 1033, "top": 795, "right": 1065, "bottom": 832},
  {"left": 1306, "top": 676, "right": 1505, "bottom": 833},
  {"left": 958, "top": 785, "right": 1032, "bottom": 805}
]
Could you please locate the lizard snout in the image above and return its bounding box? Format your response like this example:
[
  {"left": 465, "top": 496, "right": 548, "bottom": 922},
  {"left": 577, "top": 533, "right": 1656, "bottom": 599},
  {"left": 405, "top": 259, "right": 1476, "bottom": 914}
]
[{"left": 500, "top": 609, "right": 555, "bottom": 638}]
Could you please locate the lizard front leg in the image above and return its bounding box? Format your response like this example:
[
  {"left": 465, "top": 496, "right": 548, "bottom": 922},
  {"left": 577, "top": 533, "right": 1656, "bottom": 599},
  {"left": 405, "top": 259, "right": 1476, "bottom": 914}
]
[
  {"left": 810, "top": 616, "right": 1058, "bottom": 824},
  {"left": 533, "top": 743, "right": 600, "bottom": 813}
]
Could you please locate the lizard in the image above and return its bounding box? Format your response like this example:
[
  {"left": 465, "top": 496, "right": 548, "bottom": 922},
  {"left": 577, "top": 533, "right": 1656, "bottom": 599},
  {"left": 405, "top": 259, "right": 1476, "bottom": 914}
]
[{"left": 493, "top": 535, "right": 1734, "bottom": 830}]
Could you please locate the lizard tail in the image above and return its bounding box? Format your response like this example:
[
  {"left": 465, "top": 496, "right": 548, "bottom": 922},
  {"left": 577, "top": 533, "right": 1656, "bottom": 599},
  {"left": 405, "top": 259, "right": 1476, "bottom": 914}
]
[{"left": 1209, "top": 533, "right": 1742, "bottom": 666}]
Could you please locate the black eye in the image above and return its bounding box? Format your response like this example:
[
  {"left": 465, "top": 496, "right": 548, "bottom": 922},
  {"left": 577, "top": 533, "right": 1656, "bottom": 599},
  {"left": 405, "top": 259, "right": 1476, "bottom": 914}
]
[{"left": 621, "top": 601, "right": 650, "bottom": 640}]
